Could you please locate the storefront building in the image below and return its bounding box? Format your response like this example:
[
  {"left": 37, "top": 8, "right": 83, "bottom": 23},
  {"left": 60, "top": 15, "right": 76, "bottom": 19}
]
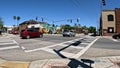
[{"left": 100, "top": 8, "right": 120, "bottom": 36}]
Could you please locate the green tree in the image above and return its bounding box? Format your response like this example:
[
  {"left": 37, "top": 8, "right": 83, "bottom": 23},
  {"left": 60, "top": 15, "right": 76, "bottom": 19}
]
[
  {"left": 63, "top": 24, "right": 72, "bottom": 30},
  {"left": 81, "top": 26, "right": 88, "bottom": 29},
  {"left": 88, "top": 26, "right": 96, "bottom": 33}
]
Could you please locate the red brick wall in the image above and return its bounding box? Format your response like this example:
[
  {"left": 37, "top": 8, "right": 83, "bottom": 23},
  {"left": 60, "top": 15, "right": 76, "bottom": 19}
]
[{"left": 115, "top": 8, "right": 120, "bottom": 33}]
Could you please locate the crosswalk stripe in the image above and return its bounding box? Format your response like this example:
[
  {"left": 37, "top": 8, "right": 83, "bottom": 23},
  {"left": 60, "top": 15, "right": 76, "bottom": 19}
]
[
  {"left": 41, "top": 48, "right": 75, "bottom": 57},
  {"left": 25, "top": 47, "right": 75, "bottom": 57},
  {"left": 59, "top": 44, "right": 84, "bottom": 49},
  {"left": 71, "top": 37, "right": 99, "bottom": 58},
  {"left": 45, "top": 38, "right": 83, "bottom": 48},
  {"left": 0, "top": 43, "right": 16, "bottom": 45},
  {"left": 0, "top": 46, "right": 19, "bottom": 50},
  {"left": 0, "top": 40, "right": 18, "bottom": 45}
]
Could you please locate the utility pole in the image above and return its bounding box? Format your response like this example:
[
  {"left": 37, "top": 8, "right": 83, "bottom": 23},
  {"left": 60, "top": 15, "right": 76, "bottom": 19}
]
[{"left": 99, "top": 0, "right": 106, "bottom": 36}]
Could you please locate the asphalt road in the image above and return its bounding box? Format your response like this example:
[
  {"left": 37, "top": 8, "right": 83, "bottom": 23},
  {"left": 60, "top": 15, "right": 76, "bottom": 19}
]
[
  {"left": 0, "top": 34, "right": 96, "bottom": 61},
  {"left": 0, "top": 34, "right": 120, "bottom": 62},
  {"left": 81, "top": 37, "right": 120, "bottom": 58}
]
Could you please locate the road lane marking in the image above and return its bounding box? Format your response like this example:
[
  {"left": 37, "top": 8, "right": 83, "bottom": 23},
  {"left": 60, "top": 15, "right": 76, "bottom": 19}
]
[
  {"left": 0, "top": 39, "right": 19, "bottom": 45},
  {"left": 0, "top": 46, "right": 19, "bottom": 50},
  {"left": 12, "top": 39, "right": 27, "bottom": 50},
  {"left": 71, "top": 37, "right": 99, "bottom": 59},
  {"left": 59, "top": 44, "right": 84, "bottom": 49},
  {"left": 25, "top": 47, "right": 75, "bottom": 57},
  {"left": 41, "top": 48, "right": 75, "bottom": 58},
  {"left": 0, "top": 40, "right": 13, "bottom": 42},
  {"left": 24, "top": 38, "right": 83, "bottom": 52},
  {"left": 25, "top": 47, "right": 43, "bottom": 52},
  {"left": 0, "top": 43, "right": 16, "bottom": 45},
  {"left": 45, "top": 38, "right": 83, "bottom": 48},
  {"left": 80, "top": 43, "right": 89, "bottom": 45}
]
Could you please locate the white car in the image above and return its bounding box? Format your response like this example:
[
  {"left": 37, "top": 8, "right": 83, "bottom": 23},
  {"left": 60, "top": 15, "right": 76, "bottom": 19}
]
[{"left": 62, "top": 30, "right": 75, "bottom": 37}]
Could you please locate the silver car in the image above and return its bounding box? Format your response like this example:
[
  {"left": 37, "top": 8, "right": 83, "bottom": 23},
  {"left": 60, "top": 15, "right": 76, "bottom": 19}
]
[{"left": 62, "top": 30, "right": 75, "bottom": 37}]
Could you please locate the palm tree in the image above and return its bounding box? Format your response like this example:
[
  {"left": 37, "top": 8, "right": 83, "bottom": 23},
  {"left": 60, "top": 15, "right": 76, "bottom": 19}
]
[
  {"left": 0, "top": 17, "right": 3, "bottom": 29},
  {"left": 0, "top": 17, "right": 4, "bottom": 35},
  {"left": 17, "top": 16, "right": 20, "bottom": 26},
  {"left": 13, "top": 16, "right": 16, "bottom": 26}
]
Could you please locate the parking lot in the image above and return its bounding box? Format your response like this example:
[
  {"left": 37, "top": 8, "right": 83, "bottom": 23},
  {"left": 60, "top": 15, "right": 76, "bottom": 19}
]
[{"left": 0, "top": 34, "right": 97, "bottom": 61}]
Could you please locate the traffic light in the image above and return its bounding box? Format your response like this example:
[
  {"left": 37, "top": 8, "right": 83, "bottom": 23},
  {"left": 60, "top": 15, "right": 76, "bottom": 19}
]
[
  {"left": 102, "top": 0, "right": 106, "bottom": 6},
  {"left": 41, "top": 18, "right": 44, "bottom": 22},
  {"left": 77, "top": 18, "right": 80, "bottom": 22},
  {"left": 70, "top": 19, "right": 72, "bottom": 23}
]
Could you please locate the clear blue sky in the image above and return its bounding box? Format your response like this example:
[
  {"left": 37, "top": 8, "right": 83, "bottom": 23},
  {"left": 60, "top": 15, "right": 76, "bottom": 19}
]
[{"left": 0, "top": 0, "right": 120, "bottom": 27}]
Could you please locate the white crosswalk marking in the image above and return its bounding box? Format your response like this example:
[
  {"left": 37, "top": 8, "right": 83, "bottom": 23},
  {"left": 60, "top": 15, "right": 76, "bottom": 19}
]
[
  {"left": 71, "top": 37, "right": 99, "bottom": 58},
  {"left": 59, "top": 44, "right": 84, "bottom": 49},
  {"left": 24, "top": 36, "right": 96, "bottom": 58},
  {"left": 0, "top": 46, "right": 19, "bottom": 50},
  {"left": 0, "top": 35, "right": 96, "bottom": 58},
  {"left": 0, "top": 38, "right": 20, "bottom": 50}
]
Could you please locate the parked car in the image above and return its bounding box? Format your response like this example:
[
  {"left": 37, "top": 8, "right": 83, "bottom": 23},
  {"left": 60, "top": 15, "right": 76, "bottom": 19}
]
[
  {"left": 62, "top": 30, "right": 75, "bottom": 37},
  {"left": 112, "top": 33, "right": 120, "bottom": 39},
  {"left": 20, "top": 28, "right": 43, "bottom": 39}
]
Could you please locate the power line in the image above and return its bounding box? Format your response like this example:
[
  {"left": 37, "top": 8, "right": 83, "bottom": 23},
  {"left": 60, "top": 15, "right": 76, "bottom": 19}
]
[
  {"left": 76, "top": 0, "right": 81, "bottom": 5},
  {"left": 71, "top": 0, "right": 79, "bottom": 8}
]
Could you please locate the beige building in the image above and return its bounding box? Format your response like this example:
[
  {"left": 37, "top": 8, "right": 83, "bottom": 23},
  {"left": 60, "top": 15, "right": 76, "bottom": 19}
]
[{"left": 100, "top": 10, "right": 116, "bottom": 36}]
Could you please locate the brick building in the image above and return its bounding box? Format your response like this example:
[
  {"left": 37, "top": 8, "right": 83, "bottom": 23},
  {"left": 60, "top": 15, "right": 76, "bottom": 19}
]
[
  {"left": 100, "top": 8, "right": 120, "bottom": 36},
  {"left": 115, "top": 8, "right": 120, "bottom": 33}
]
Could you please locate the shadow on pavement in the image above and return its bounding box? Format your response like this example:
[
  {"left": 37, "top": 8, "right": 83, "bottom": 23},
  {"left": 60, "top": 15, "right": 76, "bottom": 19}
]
[
  {"left": 70, "top": 41, "right": 81, "bottom": 46},
  {"left": 53, "top": 49, "right": 67, "bottom": 58},
  {"left": 53, "top": 46, "right": 94, "bottom": 68},
  {"left": 68, "top": 58, "right": 94, "bottom": 68},
  {"left": 53, "top": 40, "right": 81, "bottom": 53}
]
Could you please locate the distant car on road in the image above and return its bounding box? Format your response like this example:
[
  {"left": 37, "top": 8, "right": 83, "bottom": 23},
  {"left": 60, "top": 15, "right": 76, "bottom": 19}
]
[
  {"left": 20, "top": 28, "right": 43, "bottom": 39},
  {"left": 112, "top": 33, "right": 120, "bottom": 39},
  {"left": 12, "top": 30, "right": 19, "bottom": 34},
  {"left": 62, "top": 30, "right": 75, "bottom": 37}
]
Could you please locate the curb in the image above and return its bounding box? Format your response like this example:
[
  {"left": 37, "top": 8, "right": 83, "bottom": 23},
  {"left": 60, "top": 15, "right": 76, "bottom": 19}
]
[
  {"left": 0, "top": 57, "right": 120, "bottom": 68},
  {"left": 0, "top": 61, "right": 30, "bottom": 68}
]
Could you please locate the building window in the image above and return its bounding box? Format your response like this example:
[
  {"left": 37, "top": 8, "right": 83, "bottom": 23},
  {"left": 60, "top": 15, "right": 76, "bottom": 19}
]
[
  {"left": 108, "top": 27, "right": 114, "bottom": 33},
  {"left": 108, "top": 15, "right": 114, "bottom": 21}
]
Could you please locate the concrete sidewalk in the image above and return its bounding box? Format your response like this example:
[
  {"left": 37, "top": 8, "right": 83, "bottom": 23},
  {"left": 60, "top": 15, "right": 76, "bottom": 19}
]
[
  {"left": 0, "top": 56, "right": 120, "bottom": 68},
  {"left": 29, "top": 57, "right": 120, "bottom": 68}
]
